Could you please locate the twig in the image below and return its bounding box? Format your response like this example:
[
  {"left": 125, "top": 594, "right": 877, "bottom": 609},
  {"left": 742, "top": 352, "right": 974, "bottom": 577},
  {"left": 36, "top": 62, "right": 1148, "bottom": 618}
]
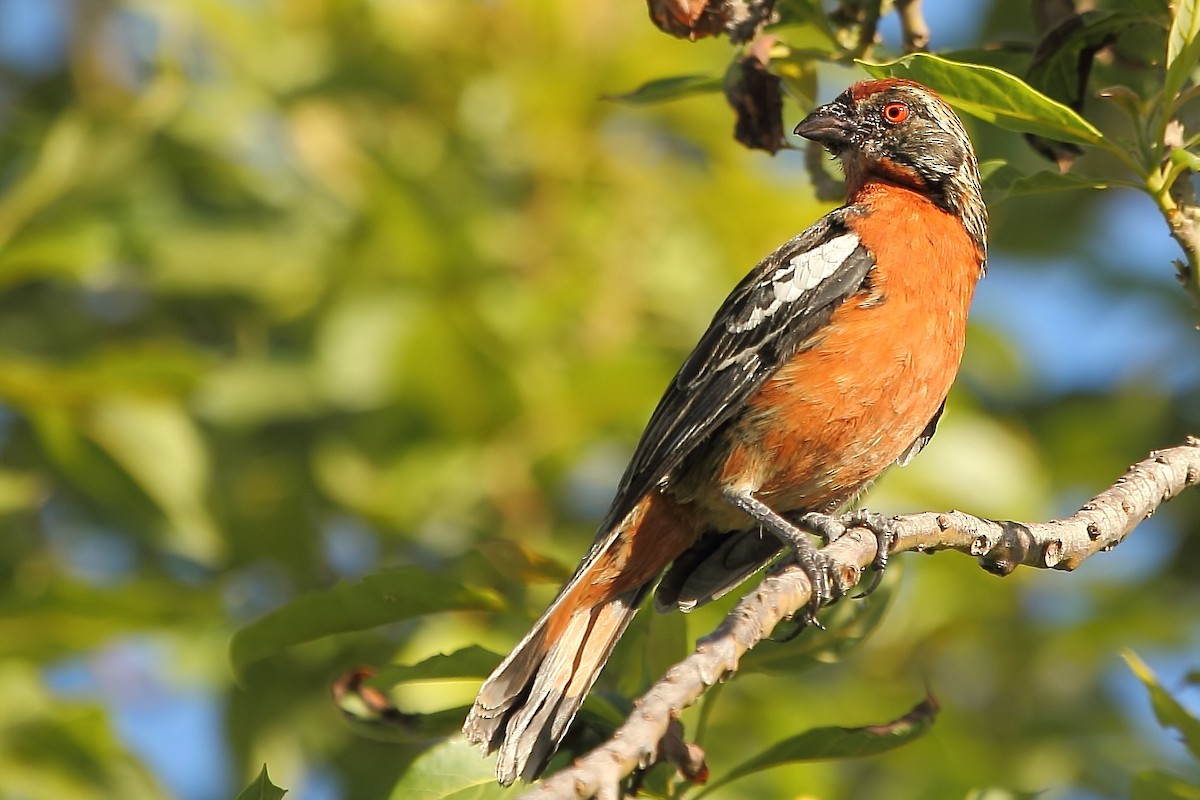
[
  {"left": 895, "top": 0, "right": 930, "bottom": 53},
  {"left": 1152, "top": 123, "right": 1200, "bottom": 313},
  {"left": 1164, "top": 146, "right": 1200, "bottom": 308},
  {"left": 518, "top": 437, "right": 1200, "bottom": 799}
]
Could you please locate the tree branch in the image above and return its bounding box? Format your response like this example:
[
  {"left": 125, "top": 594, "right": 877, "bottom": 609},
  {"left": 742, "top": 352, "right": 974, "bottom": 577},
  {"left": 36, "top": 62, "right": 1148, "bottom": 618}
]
[
  {"left": 895, "top": 0, "right": 930, "bottom": 53},
  {"left": 518, "top": 437, "right": 1200, "bottom": 799}
]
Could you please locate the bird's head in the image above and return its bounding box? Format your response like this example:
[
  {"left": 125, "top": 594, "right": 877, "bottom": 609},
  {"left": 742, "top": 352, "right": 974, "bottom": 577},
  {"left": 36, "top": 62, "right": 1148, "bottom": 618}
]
[{"left": 795, "top": 79, "right": 986, "bottom": 252}]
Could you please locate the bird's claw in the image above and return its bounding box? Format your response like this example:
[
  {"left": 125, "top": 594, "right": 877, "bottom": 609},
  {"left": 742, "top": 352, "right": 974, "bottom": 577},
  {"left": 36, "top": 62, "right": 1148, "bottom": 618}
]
[
  {"left": 770, "top": 545, "right": 835, "bottom": 642},
  {"left": 787, "top": 513, "right": 857, "bottom": 612},
  {"left": 839, "top": 509, "right": 898, "bottom": 598}
]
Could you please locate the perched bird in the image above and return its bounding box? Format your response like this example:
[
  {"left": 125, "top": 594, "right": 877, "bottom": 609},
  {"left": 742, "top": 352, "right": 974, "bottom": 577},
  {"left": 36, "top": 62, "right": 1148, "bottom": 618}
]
[{"left": 464, "top": 78, "right": 988, "bottom": 785}]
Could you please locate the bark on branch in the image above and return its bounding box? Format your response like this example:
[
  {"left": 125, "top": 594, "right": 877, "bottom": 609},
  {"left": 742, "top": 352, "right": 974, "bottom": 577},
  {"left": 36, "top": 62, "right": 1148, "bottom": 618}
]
[{"left": 518, "top": 437, "right": 1200, "bottom": 800}]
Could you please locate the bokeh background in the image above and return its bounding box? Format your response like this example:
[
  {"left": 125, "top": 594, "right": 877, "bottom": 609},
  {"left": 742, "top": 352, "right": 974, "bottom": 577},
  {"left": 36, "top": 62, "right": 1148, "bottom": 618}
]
[{"left": 0, "top": 0, "right": 1197, "bottom": 798}]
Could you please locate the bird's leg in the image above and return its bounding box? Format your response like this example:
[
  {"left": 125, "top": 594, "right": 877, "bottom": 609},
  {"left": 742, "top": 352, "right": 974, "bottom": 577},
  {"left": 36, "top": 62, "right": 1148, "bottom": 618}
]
[
  {"left": 721, "top": 488, "right": 843, "bottom": 621},
  {"left": 785, "top": 508, "right": 898, "bottom": 597}
]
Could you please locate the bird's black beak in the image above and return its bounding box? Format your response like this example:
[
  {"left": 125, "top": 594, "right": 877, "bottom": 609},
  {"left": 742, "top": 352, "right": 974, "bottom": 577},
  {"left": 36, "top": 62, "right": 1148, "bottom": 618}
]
[{"left": 793, "top": 97, "right": 857, "bottom": 151}]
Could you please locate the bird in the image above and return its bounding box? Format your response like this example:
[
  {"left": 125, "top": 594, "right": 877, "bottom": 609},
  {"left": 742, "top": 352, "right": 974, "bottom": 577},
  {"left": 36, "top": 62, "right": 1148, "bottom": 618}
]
[{"left": 463, "top": 77, "right": 988, "bottom": 785}]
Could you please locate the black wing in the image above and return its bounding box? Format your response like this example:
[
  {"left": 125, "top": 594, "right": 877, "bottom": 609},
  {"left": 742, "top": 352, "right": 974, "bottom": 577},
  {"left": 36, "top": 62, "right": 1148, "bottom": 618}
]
[
  {"left": 896, "top": 400, "right": 945, "bottom": 466},
  {"left": 595, "top": 207, "right": 875, "bottom": 535}
]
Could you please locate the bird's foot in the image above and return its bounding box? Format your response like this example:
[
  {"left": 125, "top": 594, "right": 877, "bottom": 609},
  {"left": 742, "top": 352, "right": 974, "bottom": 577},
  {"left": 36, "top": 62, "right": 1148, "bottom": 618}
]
[
  {"left": 839, "top": 509, "right": 898, "bottom": 598},
  {"left": 786, "top": 509, "right": 896, "bottom": 598},
  {"left": 722, "top": 490, "right": 844, "bottom": 625}
]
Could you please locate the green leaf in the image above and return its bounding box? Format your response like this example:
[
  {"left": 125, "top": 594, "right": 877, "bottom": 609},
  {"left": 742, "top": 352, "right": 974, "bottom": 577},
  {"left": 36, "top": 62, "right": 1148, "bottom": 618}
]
[
  {"left": 738, "top": 573, "right": 895, "bottom": 676},
  {"left": 983, "top": 164, "right": 1115, "bottom": 201},
  {"left": 1171, "top": 147, "right": 1200, "bottom": 173},
  {"left": 645, "top": 604, "right": 689, "bottom": 677},
  {"left": 696, "top": 695, "right": 938, "bottom": 796},
  {"left": 389, "top": 738, "right": 519, "bottom": 800},
  {"left": 1166, "top": 0, "right": 1195, "bottom": 70},
  {"left": 1131, "top": 769, "right": 1200, "bottom": 800},
  {"left": 87, "top": 396, "right": 223, "bottom": 564},
  {"left": 1124, "top": 650, "right": 1200, "bottom": 761},
  {"left": 234, "top": 765, "right": 287, "bottom": 800},
  {"left": 772, "top": 46, "right": 820, "bottom": 108},
  {"left": 230, "top": 570, "right": 502, "bottom": 679},
  {"left": 1026, "top": 11, "right": 1153, "bottom": 109},
  {"left": 605, "top": 75, "right": 723, "bottom": 105},
  {"left": 1167, "top": 0, "right": 1200, "bottom": 108},
  {"left": 370, "top": 646, "right": 503, "bottom": 688},
  {"left": 860, "top": 53, "right": 1105, "bottom": 146},
  {"left": 0, "top": 470, "right": 40, "bottom": 515}
]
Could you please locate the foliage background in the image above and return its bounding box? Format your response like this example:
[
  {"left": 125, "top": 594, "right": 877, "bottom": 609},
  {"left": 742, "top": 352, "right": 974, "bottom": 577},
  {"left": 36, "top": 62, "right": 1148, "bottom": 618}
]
[{"left": 0, "top": 0, "right": 1197, "bottom": 798}]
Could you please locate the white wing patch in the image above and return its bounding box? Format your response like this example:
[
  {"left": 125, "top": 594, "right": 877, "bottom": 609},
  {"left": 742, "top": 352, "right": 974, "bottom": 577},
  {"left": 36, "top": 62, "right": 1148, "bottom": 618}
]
[{"left": 730, "top": 233, "right": 861, "bottom": 332}]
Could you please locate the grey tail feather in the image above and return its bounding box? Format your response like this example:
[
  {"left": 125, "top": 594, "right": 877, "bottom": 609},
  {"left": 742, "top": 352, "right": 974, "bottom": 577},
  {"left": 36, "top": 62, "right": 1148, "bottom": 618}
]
[
  {"left": 654, "top": 529, "right": 782, "bottom": 612},
  {"left": 463, "top": 583, "right": 652, "bottom": 785}
]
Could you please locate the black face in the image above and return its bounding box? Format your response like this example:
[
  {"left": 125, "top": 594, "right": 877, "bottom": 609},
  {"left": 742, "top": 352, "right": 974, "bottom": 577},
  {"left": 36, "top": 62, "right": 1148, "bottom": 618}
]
[
  {"left": 794, "top": 80, "right": 988, "bottom": 258},
  {"left": 795, "top": 84, "right": 971, "bottom": 193}
]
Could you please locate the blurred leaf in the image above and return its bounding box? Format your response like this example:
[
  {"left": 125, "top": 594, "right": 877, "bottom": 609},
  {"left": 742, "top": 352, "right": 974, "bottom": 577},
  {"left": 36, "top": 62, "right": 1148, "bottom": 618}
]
[
  {"left": 643, "top": 604, "right": 690, "bottom": 687},
  {"left": 194, "top": 359, "right": 326, "bottom": 426},
  {"left": 0, "top": 580, "right": 213, "bottom": 662},
  {"left": 0, "top": 113, "right": 92, "bottom": 250},
  {"left": 0, "top": 217, "right": 119, "bottom": 290},
  {"left": 1023, "top": 10, "right": 1149, "bottom": 168},
  {"left": 234, "top": 765, "right": 287, "bottom": 800},
  {"left": 86, "top": 396, "right": 223, "bottom": 563},
  {"left": 605, "top": 75, "right": 723, "bottom": 105},
  {"left": 387, "top": 737, "right": 519, "bottom": 800},
  {"left": 1124, "top": 650, "right": 1200, "bottom": 761},
  {"left": 1026, "top": 11, "right": 1150, "bottom": 108},
  {"left": 738, "top": 575, "right": 895, "bottom": 676},
  {"left": 0, "top": 470, "right": 41, "bottom": 514},
  {"left": 696, "top": 695, "right": 939, "bottom": 796},
  {"left": 230, "top": 570, "right": 502, "bottom": 678},
  {"left": 1171, "top": 147, "right": 1200, "bottom": 172},
  {"left": 1166, "top": 0, "right": 1200, "bottom": 106},
  {"left": 983, "top": 164, "right": 1115, "bottom": 202},
  {"left": 1131, "top": 770, "right": 1200, "bottom": 799},
  {"left": 861, "top": 53, "right": 1105, "bottom": 146},
  {"left": 0, "top": 663, "right": 164, "bottom": 799},
  {"left": 333, "top": 665, "right": 474, "bottom": 744}
]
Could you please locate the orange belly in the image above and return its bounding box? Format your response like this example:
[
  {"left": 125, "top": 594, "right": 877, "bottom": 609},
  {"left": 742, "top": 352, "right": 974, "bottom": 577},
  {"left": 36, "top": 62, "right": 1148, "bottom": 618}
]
[{"left": 685, "top": 181, "right": 982, "bottom": 527}]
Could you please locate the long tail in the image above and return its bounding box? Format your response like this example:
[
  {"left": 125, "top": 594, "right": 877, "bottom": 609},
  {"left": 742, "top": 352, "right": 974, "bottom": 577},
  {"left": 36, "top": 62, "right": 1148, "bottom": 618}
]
[{"left": 463, "top": 489, "right": 698, "bottom": 785}]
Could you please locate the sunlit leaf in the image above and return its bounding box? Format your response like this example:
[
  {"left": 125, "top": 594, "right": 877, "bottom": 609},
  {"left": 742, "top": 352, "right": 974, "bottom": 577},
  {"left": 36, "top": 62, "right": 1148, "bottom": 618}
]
[
  {"left": 1124, "top": 650, "right": 1200, "bottom": 761},
  {"left": 696, "top": 695, "right": 938, "bottom": 796},
  {"left": 370, "top": 646, "right": 502, "bottom": 688},
  {"left": 1171, "top": 147, "right": 1200, "bottom": 172},
  {"left": 0, "top": 470, "right": 40, "bottom": 515},
  {"left": 1169, "top": 0, "right": 1200, "bottom": 64},
  {"left": 86, "top": 396, "right": 223, "bottom": 563},
  {"left": 388, "top": 738, "right": 519, "bottom": 800},
  {"left": 861, "top": 53, "right": 1105, "bottom": 146},
  {"left": 332, "top": 667, "right": 473, "bottom": 744},
  {"left": 772, "top": 47, "right": 820, "bottom": 108},
  {"left": 234, "top": 765, "right": 287, "bottom": 800},
  {"left": 230, "top": 571, "right": 502, "bottom": 678},
  {"left": 1167, "top": 0, "right": 1200, "bottom": 106}
]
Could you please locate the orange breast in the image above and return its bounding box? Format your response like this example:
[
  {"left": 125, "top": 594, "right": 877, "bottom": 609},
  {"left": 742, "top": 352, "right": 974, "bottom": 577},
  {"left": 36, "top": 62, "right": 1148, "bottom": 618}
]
[{"left": 715, "top": 181, "right": 983, "bottom": 518}]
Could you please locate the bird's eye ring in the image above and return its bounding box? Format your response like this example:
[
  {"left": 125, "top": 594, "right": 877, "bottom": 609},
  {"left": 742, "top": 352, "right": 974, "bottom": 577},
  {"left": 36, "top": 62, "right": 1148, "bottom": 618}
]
[{"left": 882, "top": 102, "right": 909, "bottom": 124}]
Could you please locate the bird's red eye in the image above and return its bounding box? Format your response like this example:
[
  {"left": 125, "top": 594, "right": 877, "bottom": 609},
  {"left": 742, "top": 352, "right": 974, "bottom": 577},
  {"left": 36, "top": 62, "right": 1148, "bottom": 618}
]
[{"left": 882, "top": 102, "right": 909, "bottom": 124}]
